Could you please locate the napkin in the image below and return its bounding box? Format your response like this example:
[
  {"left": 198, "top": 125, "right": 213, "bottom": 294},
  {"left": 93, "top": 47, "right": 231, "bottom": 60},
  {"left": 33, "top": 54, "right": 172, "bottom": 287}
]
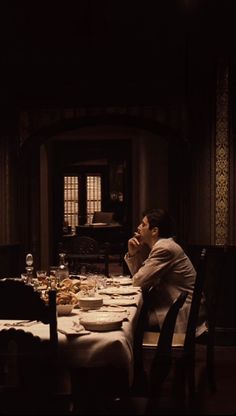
[{"left": 57, "top": 321, "right": 91, "bottom": 336}]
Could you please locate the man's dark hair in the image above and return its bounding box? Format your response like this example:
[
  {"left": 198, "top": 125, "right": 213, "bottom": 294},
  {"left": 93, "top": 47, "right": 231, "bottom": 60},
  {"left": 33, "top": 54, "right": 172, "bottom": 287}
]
[{"left": 142, "top": 208, "right": 176, "bottom": 238}]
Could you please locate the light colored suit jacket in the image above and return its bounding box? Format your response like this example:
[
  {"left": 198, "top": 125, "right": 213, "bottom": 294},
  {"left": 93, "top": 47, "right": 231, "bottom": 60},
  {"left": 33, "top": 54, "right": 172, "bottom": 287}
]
[{"left": 124, "top": 238, "right": 207, "bottom": 336}]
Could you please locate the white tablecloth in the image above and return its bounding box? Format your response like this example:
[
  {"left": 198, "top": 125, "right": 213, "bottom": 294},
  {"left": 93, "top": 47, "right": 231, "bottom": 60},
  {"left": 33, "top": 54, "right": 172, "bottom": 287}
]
[{"left": 0, "top": 290, "right": 143, "bottom": 392}]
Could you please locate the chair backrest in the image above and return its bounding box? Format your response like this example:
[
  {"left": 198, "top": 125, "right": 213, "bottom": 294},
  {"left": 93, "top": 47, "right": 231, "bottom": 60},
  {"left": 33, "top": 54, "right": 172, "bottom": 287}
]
[
  {"left": 71, "top": 236, "right": 99, "bottom": 254},
  {"left": 132, "top": 290, "right": 188, "bottom": 397},
  {"left": 133, "top": 290, "right": 188, "bottom": 383},
  {"left": 0, "top": 280, "right": 58, "bottom": 413},
  {"left": 184, "top": 247, "right": 207, "bottom": 355},
  {"left": 0, "top": 279, "right": 58, "bottom": 347},
  {"left": 65, "top": 236, "right": 109, "bottom": 275},
  {"left": 93, "top": 211, "right": 114, "bottom": 224},
  {"left": 157, "top": 291, "right": 188, "bottom": 355}
]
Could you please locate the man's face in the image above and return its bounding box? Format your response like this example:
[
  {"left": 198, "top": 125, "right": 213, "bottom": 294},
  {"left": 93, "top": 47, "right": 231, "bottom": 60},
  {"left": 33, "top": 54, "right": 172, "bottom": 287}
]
[{"left": 137, "top": 216, "right": 152, "bottom": 244}]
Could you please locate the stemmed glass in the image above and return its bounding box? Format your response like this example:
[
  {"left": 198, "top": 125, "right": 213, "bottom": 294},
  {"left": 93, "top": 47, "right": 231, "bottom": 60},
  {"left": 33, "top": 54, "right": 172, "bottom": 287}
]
[
  {"left": 49, "top": 266, "right": 58, "bottom": 289},
  {"left": 25, "top": 253, "right": 34, "bottom": 285}
]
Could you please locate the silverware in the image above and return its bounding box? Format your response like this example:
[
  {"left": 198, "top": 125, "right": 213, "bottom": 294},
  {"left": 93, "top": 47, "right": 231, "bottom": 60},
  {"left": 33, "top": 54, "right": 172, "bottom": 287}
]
[
  {"left": 3, "top": 320, "right": 37, "bottom": 327},
  {"left": 101, "top": 306, "right": 128, "bottom": 311},
  {"left": 57, "top": 327, "right": 91, "bottom": 336},
  {"left": 86, "top": 308, "right": 128, "bottom": 313}
]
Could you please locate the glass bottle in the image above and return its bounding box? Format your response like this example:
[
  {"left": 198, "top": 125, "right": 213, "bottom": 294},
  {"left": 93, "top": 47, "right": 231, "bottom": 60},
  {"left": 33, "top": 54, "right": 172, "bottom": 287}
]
[
  {"left": 25, "top": 253, "right": 34, "bottom": 285},
  {"left": 56, "top": 253, "right": 69, "bottom": 283}
]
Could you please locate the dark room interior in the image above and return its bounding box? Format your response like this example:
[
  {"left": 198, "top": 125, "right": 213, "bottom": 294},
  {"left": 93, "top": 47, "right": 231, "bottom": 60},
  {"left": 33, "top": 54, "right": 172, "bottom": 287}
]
[{"left": 0, "top": 1, "right": 236, "bottom": 414}]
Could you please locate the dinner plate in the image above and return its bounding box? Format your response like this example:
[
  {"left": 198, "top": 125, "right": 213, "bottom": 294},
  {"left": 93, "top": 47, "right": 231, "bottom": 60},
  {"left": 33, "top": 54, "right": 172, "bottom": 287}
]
[
  {"left": 107, "top": 276, "right": 132, "bottom": 285},
  {"left": 99, "top": 287, "right": 138, "bottom": 296},
  {"left": 103, "top": 298, "right": 137, "bottom": 307},
  {"left": 80, "top": 312, "right": 124, "bottom": 331},
  {"left": 112, "top": 277, "right": 132, "bottom": 286},
  {"left": 109, "top": 274, "right": 131, "bottom": 279}
]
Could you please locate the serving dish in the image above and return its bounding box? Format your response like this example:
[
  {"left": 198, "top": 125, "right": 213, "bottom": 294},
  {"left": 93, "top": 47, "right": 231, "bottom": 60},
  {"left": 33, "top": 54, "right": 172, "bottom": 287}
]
[
  {"left": 57, "top": 304, "right": 74, "bottom": 316},
  {"left": 80, "top": 312, "right": 124, "bottom": 331}
]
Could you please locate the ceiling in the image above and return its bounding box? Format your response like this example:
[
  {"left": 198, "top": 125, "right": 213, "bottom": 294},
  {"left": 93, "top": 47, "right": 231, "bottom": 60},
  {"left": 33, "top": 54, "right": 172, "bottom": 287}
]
[{"left": 1, "top": 0, "right": 235, "bottom": 108}]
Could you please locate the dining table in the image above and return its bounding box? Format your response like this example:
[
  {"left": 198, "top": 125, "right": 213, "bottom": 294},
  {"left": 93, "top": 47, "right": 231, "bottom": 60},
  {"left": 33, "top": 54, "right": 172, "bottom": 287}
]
[{"left": 0, "top": 278, "right": 143, "bottom": 401}]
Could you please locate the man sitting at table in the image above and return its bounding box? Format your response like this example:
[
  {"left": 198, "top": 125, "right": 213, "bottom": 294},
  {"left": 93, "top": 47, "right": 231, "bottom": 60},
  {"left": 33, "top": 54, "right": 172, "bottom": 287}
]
[{"left": 124, "top": 208, "right": 207, "bottom": 338}]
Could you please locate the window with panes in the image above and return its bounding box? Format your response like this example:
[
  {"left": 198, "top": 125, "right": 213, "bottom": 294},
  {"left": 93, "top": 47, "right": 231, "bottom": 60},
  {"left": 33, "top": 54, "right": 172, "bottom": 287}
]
[{"left": 64, "top": 174, "right": 101, "bottom": 230}]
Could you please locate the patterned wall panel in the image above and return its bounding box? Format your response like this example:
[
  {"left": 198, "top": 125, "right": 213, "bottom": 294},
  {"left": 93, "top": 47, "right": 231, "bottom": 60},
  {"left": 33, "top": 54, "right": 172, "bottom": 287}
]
[{"left": 215, "top": 64, "right": 229, "bottom": 245}]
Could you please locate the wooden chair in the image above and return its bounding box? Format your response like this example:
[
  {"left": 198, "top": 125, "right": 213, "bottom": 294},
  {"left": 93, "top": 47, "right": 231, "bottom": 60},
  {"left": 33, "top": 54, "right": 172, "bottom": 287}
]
[
  {"left": 65, "top": 236, "right": 109, "bottom": 276},
  {"left": 142, "top": 248, "right": 207, "bottom": 352},
  {"left": 141, "top": 247, "right": 208, "bottom": 413},
  {"left": 132, "top": 290, "right": 189, "bottom": 394},
  {"left": 108, "top": 291, "right": 188, "bottom": 415},
  {"left": 0, "top": 280, "right": 69, "bottom": 415},
  {"left": 0, "top": 279, "right": 57, "bottom": 345}
]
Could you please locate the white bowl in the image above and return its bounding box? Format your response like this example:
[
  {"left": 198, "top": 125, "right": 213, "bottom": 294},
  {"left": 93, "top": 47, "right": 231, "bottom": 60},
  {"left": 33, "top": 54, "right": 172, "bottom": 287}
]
[
  {"left": 57, "top": 304, "right": 74, "bottom": 316},
  {"left": 78, "top": 296, "right": 103, "bottom": 310}
]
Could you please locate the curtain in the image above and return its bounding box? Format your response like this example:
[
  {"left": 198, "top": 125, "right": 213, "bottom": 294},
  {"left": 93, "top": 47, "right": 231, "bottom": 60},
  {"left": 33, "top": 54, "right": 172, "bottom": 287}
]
[{"left": 0, "top": 136, "right": 19, "bottom": 244}]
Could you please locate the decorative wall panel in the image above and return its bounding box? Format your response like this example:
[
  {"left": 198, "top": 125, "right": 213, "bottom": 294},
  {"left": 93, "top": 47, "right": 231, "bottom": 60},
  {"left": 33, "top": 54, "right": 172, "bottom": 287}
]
[{"left": 215, "top": 65, "right": 229, "bottom": 245}]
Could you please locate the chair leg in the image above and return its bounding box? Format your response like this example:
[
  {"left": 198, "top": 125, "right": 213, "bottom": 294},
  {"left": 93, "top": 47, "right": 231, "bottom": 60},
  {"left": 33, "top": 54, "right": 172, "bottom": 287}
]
[
  {"left": 171, "top": 359, "right": 188, "bottom": 413},
  {"left": 206, "top": 327, "right": 217, "bottom": 392},
  {"left": 185, "top": 360, "right": 197, "bottom": 413}
]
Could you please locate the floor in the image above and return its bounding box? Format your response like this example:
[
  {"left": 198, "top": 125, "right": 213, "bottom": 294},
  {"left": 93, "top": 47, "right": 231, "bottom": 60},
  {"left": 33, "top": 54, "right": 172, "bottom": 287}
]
[
  {"left": 71, "top": 344, "right": 236, "bottom": 415},
  {"left": 192, "top": 345, "right": 236, "bottom": 415}
]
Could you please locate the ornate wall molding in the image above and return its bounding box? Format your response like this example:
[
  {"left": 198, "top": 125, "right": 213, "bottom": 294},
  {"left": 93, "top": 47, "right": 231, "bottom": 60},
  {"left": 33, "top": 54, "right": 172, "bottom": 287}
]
[
  {"left": 18, "top": 104, "right": 183, "bottom": 144},
  {"left": 215, "top": 64, "right": 229, "bottom": 245}
]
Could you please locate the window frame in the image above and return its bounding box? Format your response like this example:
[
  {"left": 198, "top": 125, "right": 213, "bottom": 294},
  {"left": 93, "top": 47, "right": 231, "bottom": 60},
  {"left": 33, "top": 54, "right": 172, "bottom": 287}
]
[{"left": 63, "top": 165, "right": 109, "bottom": 230}]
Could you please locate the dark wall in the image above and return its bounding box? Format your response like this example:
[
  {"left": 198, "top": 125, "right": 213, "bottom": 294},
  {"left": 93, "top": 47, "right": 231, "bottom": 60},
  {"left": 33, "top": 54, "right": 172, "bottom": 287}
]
[
  {"left": 0, "top": 244, "right": 21, "bottom": 278},
  {"left": 186, "top": 244, "right": 236, "bottom": 345}
]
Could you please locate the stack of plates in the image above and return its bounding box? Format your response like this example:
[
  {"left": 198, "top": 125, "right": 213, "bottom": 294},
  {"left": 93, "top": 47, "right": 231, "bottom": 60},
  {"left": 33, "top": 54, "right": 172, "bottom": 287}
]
[{"left": 78, "top": 296, "right": 103, "bottom": 310}]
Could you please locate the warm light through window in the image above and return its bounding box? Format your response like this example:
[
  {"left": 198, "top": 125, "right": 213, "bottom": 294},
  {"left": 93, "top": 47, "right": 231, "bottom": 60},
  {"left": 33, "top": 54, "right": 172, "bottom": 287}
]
[
  {"left": 64, "top": 174, "right": 101, "bottom": 230},
  {"left": 86, "top": 175, "right": 101, "bottom": 224},
  {"left": 64, "top": 176, "right": 78, "bottom": 231}
]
